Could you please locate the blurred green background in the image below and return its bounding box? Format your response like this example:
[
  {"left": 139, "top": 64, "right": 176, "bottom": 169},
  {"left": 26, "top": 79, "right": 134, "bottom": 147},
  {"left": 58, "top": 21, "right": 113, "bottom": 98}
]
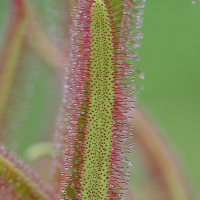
[
  {"left": 0, "top": 0, "right": 199, "bottom": 198},
  {"left": 139, "top": 0, "right": 200, "bottom": 193}
]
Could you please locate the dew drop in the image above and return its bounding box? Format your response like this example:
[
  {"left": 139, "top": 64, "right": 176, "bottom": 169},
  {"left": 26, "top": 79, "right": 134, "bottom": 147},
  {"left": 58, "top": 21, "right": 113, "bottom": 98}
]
[
  {"left": 133, "top": 41, "right": 141, "bottom": 48},
  {"left": 129, "top": 133, "right": 133, "bottom": 138},
  {"left": 130, "top": 143, "right": 135, "bottom": 148},
  {"left": 61, "top": 188, "right": 65, "bottom": 193},
  {"left": 139, "top": 73, "right": 145, "bottom": 79}
]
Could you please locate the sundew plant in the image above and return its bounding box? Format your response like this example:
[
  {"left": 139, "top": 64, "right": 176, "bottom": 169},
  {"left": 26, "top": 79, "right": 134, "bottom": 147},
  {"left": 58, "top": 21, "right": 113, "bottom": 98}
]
[
  {"left": 0, "top": 0, "right": 195, "bottom": 200},
  {"left": 54, "top": 0, "right": 144, "bottom": 199}
]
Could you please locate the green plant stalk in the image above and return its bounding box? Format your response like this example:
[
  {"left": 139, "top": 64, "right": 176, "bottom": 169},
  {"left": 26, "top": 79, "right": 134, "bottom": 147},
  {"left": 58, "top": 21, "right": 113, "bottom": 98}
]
[
  {"left": 80, "top": 1, "right": 114, "bottom": 198},
  {"left": 62, "top": 1, "right": 117, "bottom": 197}
]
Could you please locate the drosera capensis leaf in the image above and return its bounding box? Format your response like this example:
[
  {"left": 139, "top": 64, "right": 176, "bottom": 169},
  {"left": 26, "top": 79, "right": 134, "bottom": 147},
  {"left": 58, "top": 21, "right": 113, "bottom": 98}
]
[
  {"left": 130, "top": 106, "right": 193, "bottom": 200},
  {"left": 0, "top": 0, "right": 26, "bottom": 136},
  {"left": 78, "top": 1, "right": 115, "bottom": 198},
  {"left": 56, "top": 0, "right": 146, "bottom": 199},
  {"left": 0, "top": 145, "right": 57, "bottom": 200},
  {"left": 24, "top": 1, "right": 71, "bottom": 74}
]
